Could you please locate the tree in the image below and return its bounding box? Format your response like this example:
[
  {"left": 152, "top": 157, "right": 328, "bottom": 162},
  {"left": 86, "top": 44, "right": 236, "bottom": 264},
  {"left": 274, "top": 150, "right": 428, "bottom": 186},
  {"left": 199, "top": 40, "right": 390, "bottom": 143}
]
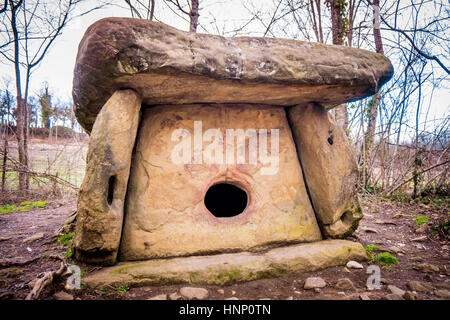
[
  {"left": 326, "top": 0, "right": 349, "bottom": 131},
  {"left": 39, "top": 85, "right": 52, "bottom": 129},
  {"left": 0, "top": 0, "right": 104, "bottom": 189}
]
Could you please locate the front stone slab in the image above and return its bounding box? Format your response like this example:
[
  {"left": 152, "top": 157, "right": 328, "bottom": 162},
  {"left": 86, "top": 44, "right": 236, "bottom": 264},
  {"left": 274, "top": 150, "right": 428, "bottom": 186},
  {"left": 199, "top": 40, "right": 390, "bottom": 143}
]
[
  {"left": 83, "top": 240, "right": 367, "bottom": 288},
  {"left": 119, "top": 104, "right": 322, "bottom": 260}
]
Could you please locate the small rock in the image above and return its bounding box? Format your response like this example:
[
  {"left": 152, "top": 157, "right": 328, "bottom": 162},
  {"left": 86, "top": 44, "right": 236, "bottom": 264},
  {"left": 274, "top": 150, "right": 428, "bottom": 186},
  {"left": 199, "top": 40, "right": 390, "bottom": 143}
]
[
  {"left": 363, "top": 227, "right": 378, "bottom": 233},
  {"left": 342, "top": 267, "right": 351, "bottom": 273},
  {"left": 415, "top": 226, "right": 426, "bottom": 233},
  {"left": 336, "top": 278, "right": 356, "bottom": 291},
  {"left": 380, "top": 278, "right": 389, "bottom": 284},
  {"left": 346, "top": 261, "right": 364, "bottom": 269},
  {"left": 217, "top": 289, "right": 224, "bottom": 295},
  {"left": 180, "top": 287, "right": 209, "bottom": 300},
  {"left": 412, "top": 236, "right": 427, "bottom": 242},
  {"left": 434, "top": 289, "right": 450, "bottom": 298},
  {"left": 286, "top": 296, "right": 293, "bottom": 300},
  {"left": 410, "top": 257, "right": 423, "bottom": 262},
  {"left": 304, "top": 277, "right": 327, "bottom": 289},
  {"left": 23, "top": 232, "right": 44, "bottom": 243},
  {"left": 225, "top": 297, "right": 239, "bottom": 300},
  {"left": 413, "top": 263, "right": 440, "bottom": 273},
  {"left": 387, "top": 285, "right": 405, "bottom": 296},
  {"left": 169, "top": 292, "right": 181, "bottom": 300},
  {"left": 403, "top": 291, "right": 421, "bottom": 300},
  {"left": 359, "top": 293, "right": 371, "bottom": 300},
  {"left": 53, "top": 291, "right": 74, "bottom": 300},
  {"left": 442, "top": 245, "right": 449, "bottom": 250},
  {"left": 386, "top": 246, "right": 405, "bottom": 254},
  {"left": 314, "top": 288, "right": 321, "bottom": 293},
  {"left": 384, "top": 293, "right": 403, "bottom": 300},
  {"left": 147, "top": 294, "right": 167, "bottom": 300},
  {"left": 407, "top": 281, "right": 432, "bottom": 292},
  {"left": 375, "top": 220, "right": 396, "bottom": 225},
  {"left": 337, "top": 291, "right": 346, "bottom": 295}
]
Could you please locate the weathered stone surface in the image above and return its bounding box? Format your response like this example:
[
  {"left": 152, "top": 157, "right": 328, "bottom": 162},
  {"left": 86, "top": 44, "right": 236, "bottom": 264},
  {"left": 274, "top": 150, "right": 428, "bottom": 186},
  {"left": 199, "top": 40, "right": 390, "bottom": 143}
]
[
  {"left": 384, "top": 293, "right": 403, "bottom": 300},
  {"left": 404, "top": 291, "right": 421, "bottom": 300},
  {"left": 53, "top": 291, "right": 74, "bottom": 300},
  {"left": 73, "top": 18, "right": 393, "bottom": 132},
  {"left": 346, "top": 261, "right": 364, "bottom": 269},
  {"left": 73, "top": 90, "right": 142, "bottom": 265},
  {"left": 413, "top": 263, "right": 440, "bottom": 273},
  {"left": 434, "top": 289, "right": 450, "bottom": 299},
  {"left": 387, "top": 285, "right": 405, "bottom": 296},
  {"left": 147, "top": 294, "right": 167, "bottom": 300},
  {"left": 336, "top": 278, "right": 356, "bottom": 291},
  {"left": 287, "top": 103, "right": 362, "bottom": 238},
  {"left": 406, "top": 281, "right": 432, "bottom": 292},
  {"left": 304, "top": 277, "right": 326, "bottom": 289},
  {"left": 82, "top": 240, "right": 366, "bottom": 288},
  {"left": 119, "top": 104, "right": 321, "bottom": 260},
  {"left": 180, "top": 287, "right": 209, "bottom": 300}
]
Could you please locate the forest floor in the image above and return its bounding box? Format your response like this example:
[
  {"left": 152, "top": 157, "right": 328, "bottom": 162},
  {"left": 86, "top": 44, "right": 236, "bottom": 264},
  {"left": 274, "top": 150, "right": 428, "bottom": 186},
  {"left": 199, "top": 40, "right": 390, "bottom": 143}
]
[{"left": 0, "top": 195, "right": 448, "bottom": 300}]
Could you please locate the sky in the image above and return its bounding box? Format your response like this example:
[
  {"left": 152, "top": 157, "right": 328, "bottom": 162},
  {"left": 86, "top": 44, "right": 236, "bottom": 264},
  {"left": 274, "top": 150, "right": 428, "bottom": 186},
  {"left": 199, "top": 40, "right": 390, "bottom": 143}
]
[{"left": 0, "top": 0, "right": 448, "bottom": 138}]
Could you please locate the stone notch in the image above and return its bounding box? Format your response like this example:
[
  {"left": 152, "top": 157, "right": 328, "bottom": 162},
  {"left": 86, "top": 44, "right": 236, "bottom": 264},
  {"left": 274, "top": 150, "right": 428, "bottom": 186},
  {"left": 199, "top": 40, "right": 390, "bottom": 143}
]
[{"left": 73, "top": 17, "right": 394, "bottom": 132}]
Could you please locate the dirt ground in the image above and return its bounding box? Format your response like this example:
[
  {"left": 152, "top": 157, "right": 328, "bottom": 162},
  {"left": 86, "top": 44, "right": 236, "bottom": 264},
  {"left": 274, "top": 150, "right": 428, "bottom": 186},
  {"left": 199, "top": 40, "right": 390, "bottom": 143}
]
[{"left": 0, "top": 195, "right": 448, "bottom": 300}]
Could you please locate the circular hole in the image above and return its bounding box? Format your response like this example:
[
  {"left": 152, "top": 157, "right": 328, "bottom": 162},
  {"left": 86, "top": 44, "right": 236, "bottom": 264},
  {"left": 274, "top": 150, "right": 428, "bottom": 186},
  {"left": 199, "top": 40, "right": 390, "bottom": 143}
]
[{"left": 204, "top": 183, "right": 248, "bottom": 218}]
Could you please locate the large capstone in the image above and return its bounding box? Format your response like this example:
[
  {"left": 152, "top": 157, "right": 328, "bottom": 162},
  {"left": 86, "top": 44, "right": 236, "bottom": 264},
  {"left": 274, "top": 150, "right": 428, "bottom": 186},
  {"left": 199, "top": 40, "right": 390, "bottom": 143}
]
[{"left": 73, "top": 18, "right": 393, "bottom": 132}]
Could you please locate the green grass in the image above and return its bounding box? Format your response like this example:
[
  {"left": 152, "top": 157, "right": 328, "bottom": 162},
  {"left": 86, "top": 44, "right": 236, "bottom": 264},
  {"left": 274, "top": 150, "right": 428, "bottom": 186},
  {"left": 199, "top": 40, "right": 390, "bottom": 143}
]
[
  {"left": 413, "top": 215, "right": 429, "bottom": 228},
  {"left": 372, "top": 252, "right": 399, "bottom": 268},
  {"left": 365, "top": 244, "right": 380, "bottom": 253},
  {"left": 116, "top": 285, "right": 129, "bottom": 295},
  {"left": 56, "top": 233, "right": 73, "bottom": 247},
  {"left": 0, "top": 201, "right": 48, "bottom": 214}
]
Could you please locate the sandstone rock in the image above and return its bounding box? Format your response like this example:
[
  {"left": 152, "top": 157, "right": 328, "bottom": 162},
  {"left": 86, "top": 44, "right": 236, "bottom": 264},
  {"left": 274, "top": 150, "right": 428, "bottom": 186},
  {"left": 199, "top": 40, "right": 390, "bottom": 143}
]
[
  {"left": 288, "top": 103, "right": 363, "bottom": 238},
  {"left": 217, "top": 289, "right": 224, "bottom": 295},
  {"left": 384, "top": 293, "right": 403, "bottom": 300},
  {"left": 73, "top": 18, "right": 393, "bottom": 132},
  {"left": 119, "top": 104, "right": 321, "bottom": 260},
  {"left": 336, "top": 278, "right": 356, "bottom": 291},
  {"left": 434, "top": 289, "right": 450, "bottom": 299},
  {"left": 403, "top": 291, "right": 421, "bottom": 300},
  {"left": 169, "top": 292, "right": 182, "bottom": 300},
  {"left": 147, "top": 294, "right": 167, "bottom": 300},
  {"left": 387, "top": 285, "right": 405, "bottom": 296},
  {"left": 82, "top": 240, "right": 366, "bottom": 288},
  {"left": 359, "top": 293, "right": 371, "bottom": 300},
  {"left": 304, "top": 277, "right": 327, "bottom": 289},
  {"left": 407, "top": 281, "right": 432, "bottom": 292},
  {"left": 23, "top": 233, "right": 44, "bottom": 243},
  {"left": 413, "top": 263, "right": 440, "bottom": 273},
  {"left": 73, "top": 90, "right": 142, "bottom": 265},
  {"left": 412, "top": 236, "right": 427, "bottom": 242},
  {"left": 53, "top": 291, "right": 74, "bottom": 300},
  {"left": 180, "top": 287, "right": 209, "bottom": 300},
  {"left": 346, "top": 261, "right": 364, "bottom": 269}
]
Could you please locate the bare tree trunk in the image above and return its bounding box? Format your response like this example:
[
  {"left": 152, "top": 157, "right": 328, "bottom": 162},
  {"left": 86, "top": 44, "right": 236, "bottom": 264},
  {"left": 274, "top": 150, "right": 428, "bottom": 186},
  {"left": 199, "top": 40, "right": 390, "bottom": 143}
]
[
  {"left": 327, "top": 0, "right": 348, "bottom": 131},
  {"left": 2, "top": 137, "right": 7, "bottom": 192},
  {"left": 189, "top": 0, "right": 199, "bottom": 32}
]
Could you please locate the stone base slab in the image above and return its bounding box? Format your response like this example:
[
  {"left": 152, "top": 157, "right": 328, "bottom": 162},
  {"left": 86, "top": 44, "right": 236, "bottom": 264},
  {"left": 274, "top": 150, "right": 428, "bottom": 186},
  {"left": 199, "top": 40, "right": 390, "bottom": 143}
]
[{"left": 82, "top": 240, "right": 367, "bottom": 288}]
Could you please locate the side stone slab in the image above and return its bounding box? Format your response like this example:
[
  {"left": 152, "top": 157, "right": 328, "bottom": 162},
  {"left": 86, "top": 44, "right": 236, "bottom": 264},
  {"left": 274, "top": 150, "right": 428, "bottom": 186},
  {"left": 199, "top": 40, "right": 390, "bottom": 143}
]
[
  {"left": 82, "top": 240, "right": 367, "bottom": 287},
  {"left": 287, "top": 103, "right": 363, "bottom": 238},
  {"left": 73, "top": 90, "right": 142, "bottom": 265}
]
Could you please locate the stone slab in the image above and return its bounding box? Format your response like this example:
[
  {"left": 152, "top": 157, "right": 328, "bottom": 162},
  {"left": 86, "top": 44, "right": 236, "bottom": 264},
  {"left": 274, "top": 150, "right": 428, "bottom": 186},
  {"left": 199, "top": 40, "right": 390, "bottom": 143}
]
[
  {"left": 73, "top": 18, "right": 393, "bottom": 132},
  {"left": 82, "top": 240, "right": 367, "bottom": 288}
]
